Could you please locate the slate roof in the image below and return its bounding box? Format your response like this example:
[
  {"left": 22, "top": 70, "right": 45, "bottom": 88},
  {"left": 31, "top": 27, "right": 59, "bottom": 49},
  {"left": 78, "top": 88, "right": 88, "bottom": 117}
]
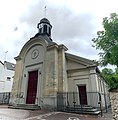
[
  {"left": 31, "top": 34, "right": 56, "bottom": 45},
  {"left": 0, "top": 61, "right": 4, "bottom": 65},
  {"left": 40, "top": 18, "right": 51, "bottom": 25},
  {"left": 4, "top": 61, "right": 15, "bottom": 71},
  {"left": 65, "top": 53, "right": 97, "bottom": 66}
]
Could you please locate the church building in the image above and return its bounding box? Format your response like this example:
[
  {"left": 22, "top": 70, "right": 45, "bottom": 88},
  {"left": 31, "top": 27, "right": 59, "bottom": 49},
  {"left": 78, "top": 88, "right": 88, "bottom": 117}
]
[{"left": 10, "top": 18, "right": 110, "bottom": 111}]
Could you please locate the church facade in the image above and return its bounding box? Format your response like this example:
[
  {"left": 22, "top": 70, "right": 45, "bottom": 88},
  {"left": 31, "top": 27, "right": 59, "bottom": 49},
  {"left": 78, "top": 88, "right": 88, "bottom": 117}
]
[{"left": 10, "top": 18, "right": 110, "bottom": 110}]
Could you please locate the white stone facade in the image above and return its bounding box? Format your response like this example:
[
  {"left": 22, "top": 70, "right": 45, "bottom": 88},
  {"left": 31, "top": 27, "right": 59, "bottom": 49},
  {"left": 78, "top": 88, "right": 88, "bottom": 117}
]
[
  {"left": 10, "top": 18, "right": 110, "bottom": 110},
  {"left": 0, "top": 61, "right": 15, "bottom": 93}
]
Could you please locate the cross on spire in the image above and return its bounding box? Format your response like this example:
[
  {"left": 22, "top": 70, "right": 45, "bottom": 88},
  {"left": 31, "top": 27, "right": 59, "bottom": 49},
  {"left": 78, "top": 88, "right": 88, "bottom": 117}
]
[{"left": 44, "top": 6, "right": 47, "bottom": 18}]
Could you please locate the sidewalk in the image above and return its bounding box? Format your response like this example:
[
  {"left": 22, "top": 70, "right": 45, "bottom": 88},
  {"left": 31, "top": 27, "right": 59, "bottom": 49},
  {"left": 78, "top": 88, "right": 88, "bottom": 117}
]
[{"left": 0, "top": 105, "right": 113, "bottom": 120}]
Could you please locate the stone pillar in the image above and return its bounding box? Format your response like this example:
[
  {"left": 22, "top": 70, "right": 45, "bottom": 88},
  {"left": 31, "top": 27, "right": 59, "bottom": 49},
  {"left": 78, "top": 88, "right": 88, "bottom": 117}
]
[
  {"left": 42, "top": 44, "right": 59, "bottom": 110},
  {"left": 57, "top": 45, "right": 68, "bottom": 111},
  {"left": 10, "top": 57, "right": 23, "bottom": 105},
  {"left": 89, "top": 67, "right": 99, "bottom": 92},
  {"left": 58, "top": 45, "right": 68, "bottom": 92},
  {"left": 110, "top": 90, "right": 118, "bottom": 120}
]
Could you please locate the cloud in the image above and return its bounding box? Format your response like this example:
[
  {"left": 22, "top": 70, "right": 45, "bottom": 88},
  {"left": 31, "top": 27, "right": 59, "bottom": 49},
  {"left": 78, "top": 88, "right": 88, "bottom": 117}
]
[
  {"left": 51, "top": 10, "right": 95, "bottom": 40},
  {"left": 17, "top": 1, "right": 97, "bottom": 61},
  {"left": 19, "top": 2, "right": 96, "bottom": 39},
  {"left": 47, "top": 8, "right": 97, "bottom": 60},
  {"left": 0, "top": 0, "right": 106, "bottom": 63}
]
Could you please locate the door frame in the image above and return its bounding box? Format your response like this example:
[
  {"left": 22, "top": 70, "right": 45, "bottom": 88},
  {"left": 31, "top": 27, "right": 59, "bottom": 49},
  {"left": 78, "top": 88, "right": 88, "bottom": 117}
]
[
  {"left": 78, "top": 84, "right": 88, "bottom": 105},
  {"left": 26, "top": 70, "right": 38, "bottom": 104},
  {"left": 24, "top": 65, "right": 42, "bottom": 105}
]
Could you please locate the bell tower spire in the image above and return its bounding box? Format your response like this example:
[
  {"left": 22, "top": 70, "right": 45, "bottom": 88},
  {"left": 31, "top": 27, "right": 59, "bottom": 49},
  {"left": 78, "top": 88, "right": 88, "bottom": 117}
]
[{"left": 37, "top": 18, "right": 52, "bottom": 38}]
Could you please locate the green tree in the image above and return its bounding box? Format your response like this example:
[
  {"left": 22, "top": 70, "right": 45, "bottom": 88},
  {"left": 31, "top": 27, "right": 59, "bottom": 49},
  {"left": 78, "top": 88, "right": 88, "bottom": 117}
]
[
  {"left": 92, "top": 13, "right": 118, "bottom": 67},
  {"left": 101, "top": 68, "right": 118, "bottom": 91},
  {"left": 115, "top": 67, "right": 118, "bottom": 74},
  {"left": 102, "top": 68, "right": 113, "bottom": 75}
]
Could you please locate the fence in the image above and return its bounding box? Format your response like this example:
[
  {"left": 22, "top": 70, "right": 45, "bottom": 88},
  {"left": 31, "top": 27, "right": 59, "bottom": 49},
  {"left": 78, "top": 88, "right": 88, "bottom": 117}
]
[
  {"left": 57, "top": 92, "right": 110, "bottom": 114},
  {"left": 0, "top": 92, "right": 10, "bottom": 104}
]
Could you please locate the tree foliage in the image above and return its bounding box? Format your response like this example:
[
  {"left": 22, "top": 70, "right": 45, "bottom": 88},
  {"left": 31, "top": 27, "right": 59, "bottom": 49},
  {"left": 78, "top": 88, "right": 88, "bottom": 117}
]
[
  {"left": 92, "top": 13, "right": 118, "bottom": 67},
  {"left": 101, "top": 68, "right": 118, "bottom": 91}
]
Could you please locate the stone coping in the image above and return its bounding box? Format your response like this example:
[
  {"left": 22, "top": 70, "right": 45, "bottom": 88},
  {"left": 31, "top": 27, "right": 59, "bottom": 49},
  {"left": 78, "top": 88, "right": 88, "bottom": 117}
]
[{"left": 110, "top": 89, "right": 118, "bottom": 92}]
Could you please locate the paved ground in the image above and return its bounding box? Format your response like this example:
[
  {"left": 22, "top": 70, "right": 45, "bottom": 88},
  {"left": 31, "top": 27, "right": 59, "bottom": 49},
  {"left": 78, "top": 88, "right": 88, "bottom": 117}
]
[{"left": 0, "top": 105, "right": 113, "bottom": 120}]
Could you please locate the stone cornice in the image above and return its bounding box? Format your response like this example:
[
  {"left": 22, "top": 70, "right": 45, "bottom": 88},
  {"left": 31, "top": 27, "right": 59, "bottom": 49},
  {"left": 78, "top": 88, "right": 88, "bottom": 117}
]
[
  {"left": 14, "top": 56, "right": 22, "bottom": 60},
  {"left": 47, "top": 44, "right": 68, "bottom": 51},
  {"left": 58, "top": 44, "right": 68, "bottom": 51},
  {"left": 67, "top": 67, "right": 88, "bottom": 73},
  {"left": 47, "top": 43, "right": 58, "bottom": 50}
]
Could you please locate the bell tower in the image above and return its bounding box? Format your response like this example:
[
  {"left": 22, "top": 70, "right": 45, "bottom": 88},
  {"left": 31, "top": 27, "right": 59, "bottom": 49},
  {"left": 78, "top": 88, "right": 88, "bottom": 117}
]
[{"left": 37, "top": 18, "right": 52, "bottom": 38}]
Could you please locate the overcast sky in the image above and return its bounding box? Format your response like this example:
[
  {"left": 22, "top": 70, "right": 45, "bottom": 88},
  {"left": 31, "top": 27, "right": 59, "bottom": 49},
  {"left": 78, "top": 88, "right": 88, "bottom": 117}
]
[{"left": 0, "top": 0, "right": 118, "bottom": 65}]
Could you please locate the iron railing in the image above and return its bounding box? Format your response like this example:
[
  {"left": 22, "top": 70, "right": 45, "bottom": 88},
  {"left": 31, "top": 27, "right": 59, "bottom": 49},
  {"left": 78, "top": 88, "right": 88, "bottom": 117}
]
[
  {"left": 57, "top": 92, "right": 110, "bottom": 115},
  {"left": 0, "top": 92, "right": 10, "bottom": 104}
]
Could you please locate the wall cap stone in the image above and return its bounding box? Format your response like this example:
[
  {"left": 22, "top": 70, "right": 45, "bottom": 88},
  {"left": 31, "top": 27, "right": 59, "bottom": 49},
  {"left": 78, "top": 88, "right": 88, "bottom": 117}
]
[{"left": 110, "top": 89, "right": 118, "bottom": 92}]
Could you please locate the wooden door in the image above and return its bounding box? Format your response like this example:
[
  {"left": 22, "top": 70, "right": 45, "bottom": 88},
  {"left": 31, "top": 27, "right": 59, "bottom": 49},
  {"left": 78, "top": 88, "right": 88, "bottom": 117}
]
[
  {"left": 26, "top": 70, "right": 38, "bottom": 104},
  {"left": 78, "top": 85, "right": 87, "bottom": 105}
]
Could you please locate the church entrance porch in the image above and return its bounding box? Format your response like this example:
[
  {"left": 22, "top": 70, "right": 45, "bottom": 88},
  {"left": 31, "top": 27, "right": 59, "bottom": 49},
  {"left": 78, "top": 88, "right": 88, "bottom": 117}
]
[{"left": 26, "top": 70, "right": 38, "bottom": 104}]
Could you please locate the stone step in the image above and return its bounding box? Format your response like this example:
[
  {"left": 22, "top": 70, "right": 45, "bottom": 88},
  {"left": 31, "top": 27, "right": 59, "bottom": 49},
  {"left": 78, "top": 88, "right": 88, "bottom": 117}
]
[
  {"left": 66, "top": 109, "right": 101, "bottom": 115},
  {"left": 9, "top": 104, "right": 41, "bottom": 110},
  {"left": 65, "top": 105, "right": 101, "bottom": 115}
]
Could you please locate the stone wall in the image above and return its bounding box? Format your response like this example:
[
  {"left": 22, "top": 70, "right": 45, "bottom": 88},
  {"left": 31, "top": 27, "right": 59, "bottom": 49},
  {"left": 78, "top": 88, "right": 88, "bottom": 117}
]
[{"left": 110, "top": 91, "right": 118, "bottom": 120}]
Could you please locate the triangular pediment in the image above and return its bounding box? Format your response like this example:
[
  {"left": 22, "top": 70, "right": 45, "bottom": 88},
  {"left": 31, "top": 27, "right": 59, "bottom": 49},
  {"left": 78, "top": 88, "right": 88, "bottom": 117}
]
[{"left": 66, "top": 53, "right": 96, "bottom": 70}]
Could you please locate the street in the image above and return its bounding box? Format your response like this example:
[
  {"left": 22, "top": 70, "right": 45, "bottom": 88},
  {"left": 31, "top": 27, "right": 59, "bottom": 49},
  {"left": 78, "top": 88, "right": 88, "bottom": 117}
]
[{"left": 0, "top": 106, "right": 112, "bottom": 120}]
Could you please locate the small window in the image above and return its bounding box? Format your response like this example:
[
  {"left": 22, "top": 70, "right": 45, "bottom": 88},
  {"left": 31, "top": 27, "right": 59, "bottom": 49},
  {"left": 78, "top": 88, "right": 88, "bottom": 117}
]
[
  {"left": 7, "top": 77, "right": 11, "bottom": 81},
  {"left": 44, "top": 25, "right": 47, "bottom": 33},
  {"left": 49, "top": 27, "right": 51, "bottom": 36},
  {"left": 39, "top": 28, "right": 42, "bottom": 33}
]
